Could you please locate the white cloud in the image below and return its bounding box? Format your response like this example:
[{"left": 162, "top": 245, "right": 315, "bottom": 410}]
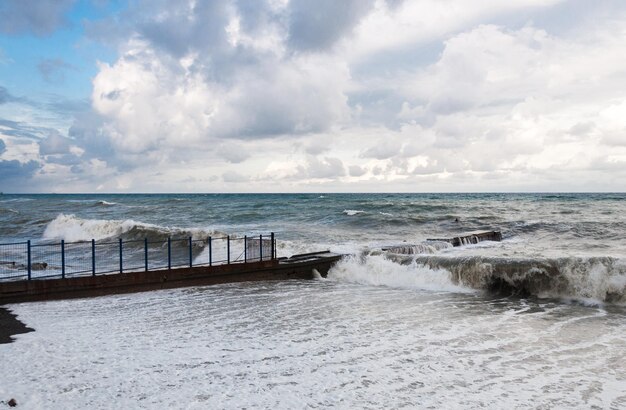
[{"left": 4, "top": 0, "right": 626, "bottom": 192}]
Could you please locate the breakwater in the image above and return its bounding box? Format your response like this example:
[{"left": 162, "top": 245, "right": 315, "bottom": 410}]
[{"left": 0, "top": 232, "right": 344, "bottom": 303}]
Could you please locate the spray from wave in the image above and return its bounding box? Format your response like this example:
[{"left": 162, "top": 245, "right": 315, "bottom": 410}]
[
  {"left": 404, "top": 255, "right": 626, "bottom": 304},
  {"left": 327, "top": 253, "right": 473, "bottom": 294},
  {"left": 336, "top": 251, "right": 626, "bottom": 304},
  {"left": 382, "top": 241, "right": 453, "bottom": 255},
  {"left": 43, "top": 214, "right": 222, "bottom": 242}
]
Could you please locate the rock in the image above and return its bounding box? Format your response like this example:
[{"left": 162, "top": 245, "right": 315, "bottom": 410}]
[{"left": 8, "top": 398, "right": 17, "bottom": 407}]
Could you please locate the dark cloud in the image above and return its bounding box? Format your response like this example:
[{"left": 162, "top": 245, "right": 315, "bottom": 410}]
[
  {"left": 68, "top": 111, "right": 115, "bottom": 160},
  {"left": 0, "top": 160, "right": 41, "bottom": 189},
  {"left": 288, "top": 0, "right": 374, "bottom": 51},
  {"left": 38, "top": 58, "right": 76, "bottom": 83},
  {"left": 0, "top": 0, "right": 75, "bottom": 36},
  {"left": 0, "top": 118, "right": 55, "bottom": 141},
  {"left": 140, "top": 0, "right": 231, "bottom": 59}
]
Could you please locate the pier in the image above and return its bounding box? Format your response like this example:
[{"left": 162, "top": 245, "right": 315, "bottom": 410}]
[{"left": 0, "top": 234, "right": 343, "bottom": 303}]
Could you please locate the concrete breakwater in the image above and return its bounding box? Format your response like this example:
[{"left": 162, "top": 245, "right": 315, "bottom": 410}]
[
  {"left": 381, "top": 230, "right": 502, "bottom": 255},
  {"left": 0, "top": 251, "right": 344, "bottom": 304},
  {"left": 426, "top": 230, "right": 503, "bottom": 247}
]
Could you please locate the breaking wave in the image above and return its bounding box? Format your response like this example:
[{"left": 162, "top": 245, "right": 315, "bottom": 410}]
[
  {"left": 96, "top": 200, "right": 117, "bottom": 207},
  {"left": 343, "top": 209, "right": 366, "bottom": 216},
  {"left": 382, "top": 241, "right": 453, "bottom": 255},
  {"left": 42, "top": 214, "right": 222, "bottom": 242},
  {"left": 373, "top": 254, "right": 626, "bottom": 304},
  {"left": 327, "top": 254, "right": 473, "bottom": 294}
]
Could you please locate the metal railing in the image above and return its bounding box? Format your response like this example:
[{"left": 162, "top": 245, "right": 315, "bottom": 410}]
[{"left": 0, "top": 233, "right": 276, "bottom": 282}]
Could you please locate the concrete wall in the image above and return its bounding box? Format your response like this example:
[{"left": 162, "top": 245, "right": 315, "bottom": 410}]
[{"left": 0, "top": 256, "right": 341, "bottom": 304}]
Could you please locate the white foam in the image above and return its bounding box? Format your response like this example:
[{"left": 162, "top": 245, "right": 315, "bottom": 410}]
[
  {"left": 557, "top": 257, "right": 626, "bottom": 304},
  {"left": 343, "top": 209, "right": 365, "bottom": 216},
  {"left": 42, "top": 214, "right": 218, "bottom": 242},
  {"left": 328, "top": 254, "right": 474, "bottom": 294},
  {"left": 3, "top": 282, "right": 621, "bottom": 409},
  {"left": 43, "top": 214, "right": 137, "bottom": 241}
]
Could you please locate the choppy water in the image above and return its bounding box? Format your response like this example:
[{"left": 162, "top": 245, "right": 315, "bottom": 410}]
[
  {"left": 1, "top": 193, "right": 625, "bottom": 408},
  {"left": 1, "top": 193, "right": 625, "bottom": 302}
]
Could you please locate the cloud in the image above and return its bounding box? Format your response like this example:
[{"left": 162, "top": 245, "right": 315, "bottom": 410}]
[
  {"left": 360, "top": 139, "right": 402, "bottom": 160},
  {"left": 0, "top": 160, "right": 41, "bottom": 190},
  {"left": 0, "top": 138, "right": 5, "bottom": 154},
  {"left": 38, "top": 58, "right": 75, "bottom": 83},
  {"left": 348, "top": 165, "right": 366, "bottom": 177},
  {"left": 4, "top": 0, "right": 626, "bottom": 192},
  {"left": 0, "top": 118, "right": 54, "bottom": 141},
  {"left": 0, "top": 0, "right": 75, "bottom": 36},
  {"left": 38, "top": 131, "right": 72, "bottom": 155},
  {"left": 216, "top": 143, "right": 250, "bottom": 164},
  {"left": 287, "top": 0, "right": 375, "bottom": 51},
  {"left": 222, "top": 171, "right": 249, "bottom": 183},
  {"left": 298, "top": 157, "right": 346, "bottom": 179},
  {"left": 89, "top": 8, "right": 351, "bottom": 156}
]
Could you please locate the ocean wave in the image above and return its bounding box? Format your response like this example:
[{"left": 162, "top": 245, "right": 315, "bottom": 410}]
[
  {"left": 0, "top": 198, "right": 33, "bottom": 203},
  {"left": 96, "top": 200, "right": 117, "bottom": 207},
  {"left": 384, "top": 254, "right": 626, "bottom": 304},
  {"left": 42, "top": 214, "right": 223, "bottom": 242},
  {"left": 0, "top": 208, "right": 19, "bottom": 214},
  {"left": 343, "top": 209, "right": 366, "bottom": 216},
  {"left": 382, "top": 241, "right": 452, "bottom": 255},
  {"left": 328, "top": 253, "right": 626, "bottom": 304},
  {"left": 327, "top": 254, "right": 473, "bottom": 294}
]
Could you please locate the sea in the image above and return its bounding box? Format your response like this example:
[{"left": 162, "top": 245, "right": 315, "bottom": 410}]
[{"left": 0, "top": 193, "right": 624, "bottom": 408}]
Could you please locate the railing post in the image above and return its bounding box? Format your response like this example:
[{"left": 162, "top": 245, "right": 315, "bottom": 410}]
[
  {"left": 61, "top": 240, "right": 65, "bottom": 279},
  {"left": 189, "top": 236, "right": 193, "bottom": 267},
  {"left": 208, "top": 236, "right": 212, "bottom": 266},
  {"left": 27, "top": 240, "right": 31, "bottom": 280},
  {"left": 244, "top": 235, "right": 247, "bottom": 263},
  {"left": 259, "top": 234, "right": 263, "bottom": 261},
  {"left": 91, "top": 239, "right": 96, "bottom": 276},
  {"left": 227, "top": 235, "right": 230, "bottom": 264},
  {"left": 119, "top": 238, "right": 123, "bottom": 273},
  {"left": 271, "top": 232, "right": 275, "bottom": 260},
  {"left": 144, "top": 238, "right": 148, "bottom": 272},
  {"left": 167, "top": 237, "right": 172, "bottom": 270}
]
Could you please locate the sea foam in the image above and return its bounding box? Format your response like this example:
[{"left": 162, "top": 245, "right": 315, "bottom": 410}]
[
  {"left": 328, "top": 253, "right": 474, "bottom": 294},
  {"left": 42, "top": 214, "right": 220, "bottom": 242},
  {"left": 387, "top": 254, "right": 626, "bottom": 305}
]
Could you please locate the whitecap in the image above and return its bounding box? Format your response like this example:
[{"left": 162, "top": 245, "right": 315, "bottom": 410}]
[{"left": 343, "top": 209, "right": 365, "bottom": 216}]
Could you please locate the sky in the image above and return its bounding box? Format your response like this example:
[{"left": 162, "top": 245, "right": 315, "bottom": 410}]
[{"left": 0, "top": 0, "right": 625, "bottom": 193}]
